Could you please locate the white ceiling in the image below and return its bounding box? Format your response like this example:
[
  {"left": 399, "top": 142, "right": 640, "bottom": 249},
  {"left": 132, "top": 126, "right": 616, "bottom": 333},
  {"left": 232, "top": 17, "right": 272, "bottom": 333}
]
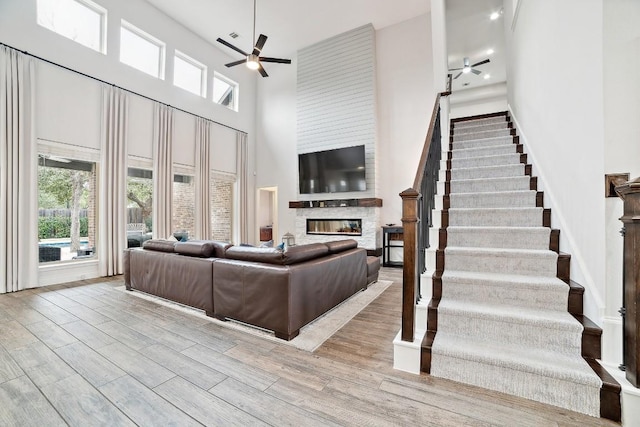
[
  {"left": 446, "top": 0, "right": 506, "bottom": 91},
  {"left": 143, "top": 0, "right": 506, "bottom": 92}
]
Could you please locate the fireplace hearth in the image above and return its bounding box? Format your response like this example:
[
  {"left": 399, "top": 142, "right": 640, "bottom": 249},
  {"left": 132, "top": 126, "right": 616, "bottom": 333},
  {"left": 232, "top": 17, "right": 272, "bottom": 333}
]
[{"left": 306, "top": 219, "right": 362, "bottom": 236}]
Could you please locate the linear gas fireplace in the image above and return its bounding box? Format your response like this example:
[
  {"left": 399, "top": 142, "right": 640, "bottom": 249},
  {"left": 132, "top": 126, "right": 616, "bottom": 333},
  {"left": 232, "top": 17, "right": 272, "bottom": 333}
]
[{"left": 306, "top": 219, "right": 362, "bottom": 236}]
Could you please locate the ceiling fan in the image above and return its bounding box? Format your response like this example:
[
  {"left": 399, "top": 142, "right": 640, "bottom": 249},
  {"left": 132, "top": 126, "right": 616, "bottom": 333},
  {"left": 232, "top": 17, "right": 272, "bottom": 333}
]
[
  {"left": 449, "top": 57, "right": 490, "bottom": 79},
  {"left": 216, "top": 0, "right": 291, "bottom": 77}
]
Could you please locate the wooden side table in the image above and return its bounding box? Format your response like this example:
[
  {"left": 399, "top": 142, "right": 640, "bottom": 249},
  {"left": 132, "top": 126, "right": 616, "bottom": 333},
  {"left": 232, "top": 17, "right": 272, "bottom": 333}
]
[{"left": 382, "top": 225, "right": 403, "bottom": 267}]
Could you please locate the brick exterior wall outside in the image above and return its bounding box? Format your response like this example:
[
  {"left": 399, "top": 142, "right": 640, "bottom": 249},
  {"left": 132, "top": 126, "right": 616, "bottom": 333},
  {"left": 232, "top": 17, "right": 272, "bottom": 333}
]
[
  {"left": 87, "top": 166, "right": 96, "bottom": 250},
  {"left": 173, "top": 178, "right": 195, "bottom": 239},
  {"left": 211, "top": 177, "right": 232, "bottom": 242}
]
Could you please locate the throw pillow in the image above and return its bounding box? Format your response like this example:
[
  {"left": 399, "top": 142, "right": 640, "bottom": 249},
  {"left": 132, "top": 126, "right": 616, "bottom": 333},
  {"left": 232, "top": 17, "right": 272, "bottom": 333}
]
[
  {"left": 276, "top": 242, "right": 285, "bottom": 251},
  {"left": 259, "top": 240, "right": 274, "bottom": 248},
  {"left": 239, "top": 243, "right": 254, "bottom": 247}
]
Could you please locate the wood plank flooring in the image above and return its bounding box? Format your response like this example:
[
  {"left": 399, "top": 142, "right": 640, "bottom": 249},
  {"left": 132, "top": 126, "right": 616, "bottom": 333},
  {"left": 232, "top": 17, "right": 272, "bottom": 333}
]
[{"left": 0, "top": 268, "right": 618, "bottom": 426}]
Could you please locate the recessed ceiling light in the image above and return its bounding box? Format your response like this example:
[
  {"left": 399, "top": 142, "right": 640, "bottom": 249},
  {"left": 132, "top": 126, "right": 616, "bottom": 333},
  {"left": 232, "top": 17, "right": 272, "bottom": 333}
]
[
  {"left": 490, "top": 10, "right": 502, "bottom": 20},
  {"left": 484, "top": 74, "right": 491, "bottom": 80},
  {"left": 487, "top": 48, "right": 494, "bottom": 55}
]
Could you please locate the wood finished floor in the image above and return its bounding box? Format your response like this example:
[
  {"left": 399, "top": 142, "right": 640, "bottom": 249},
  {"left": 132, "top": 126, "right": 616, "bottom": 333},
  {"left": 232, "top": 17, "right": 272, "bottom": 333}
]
[{"left": 0, "top": 268, "right": 618, "bottom": 426}]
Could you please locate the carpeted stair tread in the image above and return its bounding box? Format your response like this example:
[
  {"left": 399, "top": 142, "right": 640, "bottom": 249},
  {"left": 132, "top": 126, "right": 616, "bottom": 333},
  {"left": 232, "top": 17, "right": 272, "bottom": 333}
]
[
  {"left": 445, "top": 164, "right": 526, "bottom": 181},
  {"left": 451, "top": 153, "right": 521, "bottom": 169},
  {"left": 453, "top": 129, "right": 512, "bottom": 142},
  {"left": 438, "top": 299, "right": 582, "bottom": 333},
  {"left": 454, "top": 116, "right": 507, "bottom": 128},
  {"left": 450, "top": 143, "right": 517, "bottom": 159},
  {"left": 431, "top": 333, "right": 602, "bottom": 387},
  {"left": 444, "top": 246, "right": 557, "bottom": 276},
  {"left": 453, "top": 122, "right": 509, "bottom": 134},
  {"left": 451, "top": 135, "right": 515, "bottom": 150},
  {"left": 448, "top": 207, "right": 544, "bottom": 227},
  {"left": 449, "top": 190, "right": 537, "bottom": 208},
  {"left": 440, "top": 270, "right": 568, "bottom": 311},
  {"left": 446, "top": 226, "right": 550, "bottom": 249},
  {"left": 448, "top": 175, "right": 531, "bottom": 193}
]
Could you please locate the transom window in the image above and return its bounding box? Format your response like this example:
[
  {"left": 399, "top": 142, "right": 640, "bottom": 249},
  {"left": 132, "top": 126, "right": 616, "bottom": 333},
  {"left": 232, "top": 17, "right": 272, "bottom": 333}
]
[
  {"left": 37, "top": 0, "right": 107, "bottom": 53},
  {"left": 213, "top": 72, "right": 238, "bottom": 111},
  {"left": 174, "top": 51, "right": 206, "bottom": 97},
  {"left": 120, "top": 20, "right": 165, "bottom": 79}
]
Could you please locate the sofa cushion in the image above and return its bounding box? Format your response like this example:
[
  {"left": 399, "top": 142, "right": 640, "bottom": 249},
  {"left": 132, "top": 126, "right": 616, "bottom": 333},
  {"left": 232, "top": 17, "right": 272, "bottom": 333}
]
[
  {"left": 175, "top": 241, "right": 216, "bottom": 258},
  {"left": 142, "top": 239, "right": 177, "bottom": 252},
  {"left": 283, "top": 243, "right": 329, "bottom": 265},
  {"left": 324, "top": 239, "right": 358, "bottom": 254},
  {"left": 225, "top": 246, "right": 285, "bottom": 265}
]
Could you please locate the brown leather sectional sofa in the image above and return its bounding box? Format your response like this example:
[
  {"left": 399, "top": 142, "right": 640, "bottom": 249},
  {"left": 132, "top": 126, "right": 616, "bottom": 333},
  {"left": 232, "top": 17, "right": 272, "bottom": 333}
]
[{"left": 123, "top": 239, "right": 380, "bottom": 340}]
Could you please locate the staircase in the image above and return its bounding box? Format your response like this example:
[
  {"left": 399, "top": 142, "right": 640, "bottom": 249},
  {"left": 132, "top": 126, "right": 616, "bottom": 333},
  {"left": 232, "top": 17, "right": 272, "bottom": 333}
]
[{"left": 420, "top": 112, "right": 621, "bottom": 421}]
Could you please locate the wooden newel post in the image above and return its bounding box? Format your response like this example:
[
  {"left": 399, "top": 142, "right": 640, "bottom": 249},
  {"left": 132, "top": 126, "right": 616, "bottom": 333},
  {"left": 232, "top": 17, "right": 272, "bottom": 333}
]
[
  {"left": 400, "top": 188, "right": 420, "bottom": 342},
  {"left": 616, "top": 176, "right": 640, "bottom": 387}
]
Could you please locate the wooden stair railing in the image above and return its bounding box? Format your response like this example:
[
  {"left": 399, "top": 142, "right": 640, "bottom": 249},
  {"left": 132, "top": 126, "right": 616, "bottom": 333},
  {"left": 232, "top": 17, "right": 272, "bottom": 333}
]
[
  {"left": 399, "top": 76, "right": 451, "bottom": 342},
  {"left": 616, "top": 176, "right": 640, "bottom": 388}
]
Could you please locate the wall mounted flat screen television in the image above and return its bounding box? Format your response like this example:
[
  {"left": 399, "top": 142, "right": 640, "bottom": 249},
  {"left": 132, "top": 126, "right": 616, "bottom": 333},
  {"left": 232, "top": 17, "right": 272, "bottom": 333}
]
[{"left": 298, "top": 145, "right": 366, "bottom": 194}]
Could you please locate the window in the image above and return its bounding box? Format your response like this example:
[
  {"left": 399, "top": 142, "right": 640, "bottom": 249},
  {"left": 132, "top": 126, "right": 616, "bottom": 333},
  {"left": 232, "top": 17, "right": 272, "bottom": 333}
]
[
  {"left": 38, "top": 155, "right": 97, "bottom": 263},
  {"left": 173, "top": 173, "right": 195, "bottom": 239},
  {"left": 174, "top": 51, "right": 206, "bottom": 97},
  {"left": 127, "top": 167, "right": 153, "bottom": 245},
  {"left": 211, "top": 176, "right": 234, "bottom": 241},
  {"left": 37, "top": 0, "right": 106, "bottom": 53},
  {"left": 213, "top": 72, "right": 238, "bottom": 111},
  {"left": 120, "top": 20, "right": 165, "bottom": 79}
]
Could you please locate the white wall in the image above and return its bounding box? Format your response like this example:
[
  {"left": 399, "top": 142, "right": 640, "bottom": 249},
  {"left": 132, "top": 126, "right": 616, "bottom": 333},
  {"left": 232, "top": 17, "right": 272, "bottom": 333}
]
[
  {"left": 376, "top": 14, "right": 435, "bottom": 224},
  {"left": 602, "top": 0, "right": 640, "bottom": 365},
  {"left": 449, "top": 82, "right": 508, "bottom": 119},
  {"left": 0, "top": 0, "right": 258, "bottom": 283},
  {"left": 256, "top": 15, "right": 436, "bottom": 244},
  {"left": 505, "top": 0, "right": 606, "bottom": 324}
]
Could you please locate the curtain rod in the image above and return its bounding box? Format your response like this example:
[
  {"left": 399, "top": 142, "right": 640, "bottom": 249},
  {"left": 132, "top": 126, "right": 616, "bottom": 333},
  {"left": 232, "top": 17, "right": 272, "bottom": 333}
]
[{"left": 0, "top": 41, "right": 247, "bottom": 135}]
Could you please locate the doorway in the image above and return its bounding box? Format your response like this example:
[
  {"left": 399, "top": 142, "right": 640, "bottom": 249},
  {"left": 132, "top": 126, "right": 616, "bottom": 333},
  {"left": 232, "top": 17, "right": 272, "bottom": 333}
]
[{"left": 256, "top": 187, "right": 278, "bottom": 245}]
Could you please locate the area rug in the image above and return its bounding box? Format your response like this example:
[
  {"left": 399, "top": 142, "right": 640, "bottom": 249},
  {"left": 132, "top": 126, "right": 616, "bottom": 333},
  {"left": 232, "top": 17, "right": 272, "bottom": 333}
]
[{"left": 116, "top": 279, "right": 392, "bottom": 352}]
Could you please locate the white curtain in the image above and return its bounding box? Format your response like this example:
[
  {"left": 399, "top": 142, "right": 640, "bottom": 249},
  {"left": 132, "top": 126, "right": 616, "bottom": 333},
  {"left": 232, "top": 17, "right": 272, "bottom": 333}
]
[
  {"left": 195, "top": 118, "right": 211, "bottom": 240},
  {"left": 0, "top": 46, "right": 38, "bottom": 293},
  {"left": 98, "top": 85, "right": 128, "bottom": 277},
  {"left": 236, "top": 131, "right": 249, "bottom": 243},
  {"left": 153, "top": 103, "right": 174, "bottom": 239}
]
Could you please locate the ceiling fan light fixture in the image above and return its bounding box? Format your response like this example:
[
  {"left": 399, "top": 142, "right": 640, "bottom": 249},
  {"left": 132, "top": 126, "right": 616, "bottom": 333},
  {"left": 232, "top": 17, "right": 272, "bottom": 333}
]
[
  {"left": 246, "top": 54, "right": 260, "bottom": 70},
  {"left": 463, "top": 66, "right": 471, "bottom": 73}
]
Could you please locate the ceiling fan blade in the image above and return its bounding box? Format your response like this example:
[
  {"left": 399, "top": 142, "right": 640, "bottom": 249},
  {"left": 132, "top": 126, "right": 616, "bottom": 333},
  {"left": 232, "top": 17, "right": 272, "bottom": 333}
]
[
  {"left": 471, "top": 69, "right": 482, "bottom": 75},
  {"left": 252, "top": 34, "right": 268, "bottom": 56},
  {"left": 225, "top": 59, "right": 246, "bottom": 68},
  {"left": 257, "top": 64, "right": 269, "bottom": 77},
  {"left": 454, "top": 72, "right": 463, "bottom": 79},
  {"left": 448, "top": 67, "right": 463, "bottom": 71},
  {"left": 259, "top": 57, "right": 292, "bottom": 64},
  {"left": 471, "top": 58, "right": 490, "bottom": 67},
  {"left": 217, "top": 38, "right": 249, "bottom": 57}
]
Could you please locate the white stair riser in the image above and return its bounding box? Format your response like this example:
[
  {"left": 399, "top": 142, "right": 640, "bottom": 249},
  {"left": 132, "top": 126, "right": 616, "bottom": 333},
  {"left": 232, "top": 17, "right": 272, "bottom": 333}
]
[
  {"left": 452, "top": 136, "right": 514, "bottom": 150},
  {"left": 452, "top": 153, "right": 521, "bottom": 169},
  {"left": 451, "top": 144, "right": 516, "bottom": 159},
  {"left": 449, "top": 191, "right": 536, "bottom": 209},
  {"left": 447, "top": 227, "right": 550, "bottom": 250},
  {"left": 430, "top": 354, "right": 600, "bottom": 417},
  {"left": 444, "top": 249, "right": 557, "bottom": 277},
  {"left": 453, "top": 129, "right": 512, "bottom": 142},
  {"left": 450, "top": 177, "right": 531, "bottom": 193},
  {"left": 437, "top": 311, "right": 582, "bottom": 355},
  {"left": 441, "top": 278, "right": 568, "bottom": 311}
]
